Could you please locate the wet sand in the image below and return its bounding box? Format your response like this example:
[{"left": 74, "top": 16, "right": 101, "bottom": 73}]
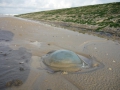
[{"left": 0, "top": 16, "right": 120, "bottom": 90}]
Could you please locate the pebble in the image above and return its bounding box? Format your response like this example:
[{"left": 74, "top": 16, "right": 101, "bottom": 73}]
[
  {"left": 19, "top": 62, "right": 24, "bottom": 64},
  {"left": 108, "top": 68, "right": 112, "bottom": 70},
  {"left": 113, "top": 60, "right": 116, "bottom": 62},
  {"left": 94, "top": 47, "right": 97, "bottom": 49},
  {"left": 93, "top": 63, "right": 99, "bottom": 67},
  {"left": 48, "top": 44, "right": 50, "bottom": 45},
  {"left": 4, "top": 53, "right": 7, "bottom": 56},
  {"left": 19, "top": 67, "right": 24, "bottom": 71}
]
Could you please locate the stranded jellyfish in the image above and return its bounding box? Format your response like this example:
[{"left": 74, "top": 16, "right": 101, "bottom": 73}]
[{"left": 42, "top": 50, "right": 103, "bottom": 73}]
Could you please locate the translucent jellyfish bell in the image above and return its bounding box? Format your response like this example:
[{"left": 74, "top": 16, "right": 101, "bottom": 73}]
[{"left": 42, "top": 50, "right": 92, "bottom": 72}]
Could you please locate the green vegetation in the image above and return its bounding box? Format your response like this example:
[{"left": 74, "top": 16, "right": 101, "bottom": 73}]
[{"left": 15, "top": 2, "right": 120, "bottom": 38}]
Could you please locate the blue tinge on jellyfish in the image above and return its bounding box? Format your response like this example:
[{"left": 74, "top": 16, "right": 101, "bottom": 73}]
[{"left": 42, "top": 49, "right": 103, "bottom": 73}]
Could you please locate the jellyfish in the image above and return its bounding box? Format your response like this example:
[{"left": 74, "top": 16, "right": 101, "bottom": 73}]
[{"left": 42, "top": 50, "right": 103, "bottom": 73}]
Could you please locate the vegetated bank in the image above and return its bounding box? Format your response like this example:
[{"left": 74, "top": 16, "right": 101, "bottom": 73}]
[{"left": 15, "top": 2, "right": 120, "bottom": 40}]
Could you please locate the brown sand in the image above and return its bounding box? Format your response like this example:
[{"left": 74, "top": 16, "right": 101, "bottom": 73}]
[{"left": 0, "top": 16, "right": 120, "bottom": 90}]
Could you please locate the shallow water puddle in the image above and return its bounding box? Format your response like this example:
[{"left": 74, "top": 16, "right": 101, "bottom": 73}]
[
  {"left": 0, "top": 30, "right": 32, "bottom": 89},
  {"left": 0, "top": 46, "right": 32, "bottom": 90}
]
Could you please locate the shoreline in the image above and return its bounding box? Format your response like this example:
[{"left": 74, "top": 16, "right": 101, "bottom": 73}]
[
  {"left": 34, "top": 20, "right": 120, "bottom": 42},
  {"left": 14, "top": 16, "right": 120, "bottom": 43}
]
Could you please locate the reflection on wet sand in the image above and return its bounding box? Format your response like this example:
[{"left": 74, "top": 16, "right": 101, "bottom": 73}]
[{"left": 0, "top": 30, "right": 32, "bottom": 90}]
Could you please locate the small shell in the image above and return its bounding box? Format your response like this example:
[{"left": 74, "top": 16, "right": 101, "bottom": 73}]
[
  {"left": 62, "top": 71, "right": 68, "bottom": 74},
  {"left": 108, "top": 68, "right": 112, "bottom": 70}
]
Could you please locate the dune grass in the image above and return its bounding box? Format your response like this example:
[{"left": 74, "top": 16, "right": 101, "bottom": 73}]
[{"left": 15, "top": 2, "right": 120, "bottom": 38}]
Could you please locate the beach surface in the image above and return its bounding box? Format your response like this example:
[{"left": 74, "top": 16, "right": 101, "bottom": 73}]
[{"left": 0, "top": 16, "right": 120, "bottom": 90}]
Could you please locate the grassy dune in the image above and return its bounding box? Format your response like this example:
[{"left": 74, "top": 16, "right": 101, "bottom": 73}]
[{"left": 15, "top": 2, "right": 120, "bottom": 39}]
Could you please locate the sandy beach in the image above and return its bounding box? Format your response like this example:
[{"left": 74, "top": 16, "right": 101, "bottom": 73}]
[{"left": 0, "top": 16, "right": 120, "bottom": 90}]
